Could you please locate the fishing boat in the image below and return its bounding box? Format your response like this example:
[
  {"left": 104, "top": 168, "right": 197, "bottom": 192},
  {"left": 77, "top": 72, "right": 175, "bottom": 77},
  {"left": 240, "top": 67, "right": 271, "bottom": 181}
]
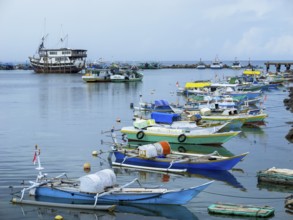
[
  {"left": 133, "top": 97, "right": 173, "bottom": 113},
  {"left": 148, "top": 112, "right": 232, "bottom": 132},
  {"left": 208, "top": 203, "right": 275, "bottom": 217},
  {"left": 112, "top": 140, "right": 248, "bottom": 171},
  {"left": 197, "top": 108, "right": 267, "bottom": 127},
  {"left": 29, "top": 34, "right": 87, "bottom": 73},
  {"left": 196, "top": 58, "right": 206, "bottom": 69},
  {"left": 121, "top": 119, "right": 240, "bottom": 145},
  {"left": 231, "top": 57, "right": 241, "bottom": 69},
  {"left": 13, "top": 145, "right": 213, "bottom": 207},
  {"left": 210, "top": 56, "right": 223, "bottom": 69},
  {"left": 82, "top": 66, "right": 143, "bottom": 83}
]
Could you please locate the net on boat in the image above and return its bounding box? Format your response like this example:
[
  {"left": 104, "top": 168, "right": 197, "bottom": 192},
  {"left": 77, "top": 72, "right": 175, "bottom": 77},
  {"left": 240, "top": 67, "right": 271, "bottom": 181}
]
[{"left": 79, "top": 169, "right": 116, "bottom": 193}]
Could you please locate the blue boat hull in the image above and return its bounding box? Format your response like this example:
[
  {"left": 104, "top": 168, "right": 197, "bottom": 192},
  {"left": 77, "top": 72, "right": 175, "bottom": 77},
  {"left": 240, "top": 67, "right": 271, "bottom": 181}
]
[
  {"left": 114, "top": 152, "right": 247, "bottom": 171},
  {"left": 34, "top": 181, "right": 213, "bottom": 205}
]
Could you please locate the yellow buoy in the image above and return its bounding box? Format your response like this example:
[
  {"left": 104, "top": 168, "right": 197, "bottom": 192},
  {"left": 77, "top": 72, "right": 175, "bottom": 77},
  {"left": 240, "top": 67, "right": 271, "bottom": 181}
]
[
  {"left": 92, "top": 150, "right": 98, "bottom": 156},
  {"left": 55, "top": 215, "right": 63, "bottom": 220},
  {"left": 83, "top": 162, "right": 91, "bottom": 172}
]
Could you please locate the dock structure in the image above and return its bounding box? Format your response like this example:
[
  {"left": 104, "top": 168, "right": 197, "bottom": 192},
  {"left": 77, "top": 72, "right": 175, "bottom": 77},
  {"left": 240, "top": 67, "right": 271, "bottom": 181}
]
[{"left": 264, "top": 61, "right": 293, "bottom": 72}]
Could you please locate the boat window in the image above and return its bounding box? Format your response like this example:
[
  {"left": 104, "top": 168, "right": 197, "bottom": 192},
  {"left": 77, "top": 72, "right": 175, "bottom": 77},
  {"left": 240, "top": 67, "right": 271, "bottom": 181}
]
[
  {"left": 62, "top": 51, "right": 71, "bottom": 55},
  {"left": 49, "top": 51, "right": 57, "bottom": 55}
]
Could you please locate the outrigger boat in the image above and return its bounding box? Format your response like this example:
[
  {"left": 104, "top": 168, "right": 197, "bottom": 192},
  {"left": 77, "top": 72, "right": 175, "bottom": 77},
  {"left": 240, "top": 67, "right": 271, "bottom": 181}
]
[
  {"left": 112, "top": 140, "right": 248, "bottom": 172},
  {"left": 121, "top": 119, "right": 240, "bottom": 145},
  {"left": 11, "top": 145, "right": 213, "bottom": 207}
]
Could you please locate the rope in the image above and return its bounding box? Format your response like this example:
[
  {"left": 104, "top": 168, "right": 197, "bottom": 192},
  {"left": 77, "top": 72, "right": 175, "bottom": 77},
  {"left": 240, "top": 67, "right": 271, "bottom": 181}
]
[{"left": 202, "top": 190, "right": 286, "bottom": 200}]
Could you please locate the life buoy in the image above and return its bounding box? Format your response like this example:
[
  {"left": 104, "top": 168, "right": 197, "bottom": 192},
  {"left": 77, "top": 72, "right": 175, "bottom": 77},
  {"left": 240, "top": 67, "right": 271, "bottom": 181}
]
[
  {"left": 136, "top": 131, "right": 145, "bottom": 139},
  {"left": 178, "top": 146, "right": 186, "bottom": 153},
  {"left": 178, "top": 134, "right": 186, "bottom": 143}
]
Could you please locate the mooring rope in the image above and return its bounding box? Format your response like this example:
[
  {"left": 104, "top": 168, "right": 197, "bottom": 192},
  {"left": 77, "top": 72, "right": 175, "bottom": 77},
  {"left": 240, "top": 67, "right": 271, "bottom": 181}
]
[{"left": 202, "top": 190, "right": 287, "bottom": 199}]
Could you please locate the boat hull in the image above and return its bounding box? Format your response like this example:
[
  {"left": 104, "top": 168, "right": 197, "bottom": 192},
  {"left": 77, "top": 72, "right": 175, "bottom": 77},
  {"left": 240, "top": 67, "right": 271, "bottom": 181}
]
[
  {"left": 34, "top": 181, "right": 213, "bottom": 205},
  {"left": 114, "top": 151, "right": 248, "bottom": 171},
  {"left": 30, "top": 59, "right": 85, "bottom": 73}
]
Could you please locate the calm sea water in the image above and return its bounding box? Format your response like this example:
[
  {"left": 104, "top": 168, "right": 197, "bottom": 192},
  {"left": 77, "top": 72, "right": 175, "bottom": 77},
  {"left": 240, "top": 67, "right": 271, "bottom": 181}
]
[{"left": 0, "top": 64, "right": 292, "bottom": 219}]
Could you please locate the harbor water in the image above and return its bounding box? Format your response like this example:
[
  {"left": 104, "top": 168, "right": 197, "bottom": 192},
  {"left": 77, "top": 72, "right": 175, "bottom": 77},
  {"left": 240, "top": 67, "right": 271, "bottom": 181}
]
[{"left": 0, "top": 65, "right": 292, "bottom": 219}]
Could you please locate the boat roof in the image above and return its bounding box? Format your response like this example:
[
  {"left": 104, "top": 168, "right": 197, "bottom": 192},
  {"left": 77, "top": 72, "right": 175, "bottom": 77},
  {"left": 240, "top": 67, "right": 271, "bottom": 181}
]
[
  {"left": 151, "top": 112, "right": 180, "bottom": 124},
  {"left": 40, "top": 48, "right": 87, "bottom": 52}
]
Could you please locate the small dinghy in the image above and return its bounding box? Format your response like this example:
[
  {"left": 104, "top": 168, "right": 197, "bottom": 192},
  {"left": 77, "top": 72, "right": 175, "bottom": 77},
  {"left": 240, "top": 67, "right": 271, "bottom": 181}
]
[{"left": 208, "top": 203, "right": 275, "bottom": 217}]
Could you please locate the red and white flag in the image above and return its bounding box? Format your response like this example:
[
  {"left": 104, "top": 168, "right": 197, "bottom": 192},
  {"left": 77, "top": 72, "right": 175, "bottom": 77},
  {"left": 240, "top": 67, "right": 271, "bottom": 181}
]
[{"left": 32, "top": 152, "right": 37, "bottom": 164}]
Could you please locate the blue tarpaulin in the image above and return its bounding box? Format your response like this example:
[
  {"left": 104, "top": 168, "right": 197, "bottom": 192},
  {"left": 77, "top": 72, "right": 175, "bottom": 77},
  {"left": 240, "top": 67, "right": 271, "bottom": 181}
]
[
  {"left": 154, "top": 100, "right": 169, "bottom": 106},
  {"left": 151, "top": 112, "right": 180, "bottom": 124}
]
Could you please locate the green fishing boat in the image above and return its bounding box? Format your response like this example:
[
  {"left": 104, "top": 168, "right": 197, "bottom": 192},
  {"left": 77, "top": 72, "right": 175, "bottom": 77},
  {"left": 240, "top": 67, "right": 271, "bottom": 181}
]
[{"left": 121, "top": 119, "right": 240, "bottom": 145}]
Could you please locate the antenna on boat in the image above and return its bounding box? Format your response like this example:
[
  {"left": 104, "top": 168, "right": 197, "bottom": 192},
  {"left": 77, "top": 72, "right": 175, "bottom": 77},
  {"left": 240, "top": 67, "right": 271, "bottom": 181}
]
[{"left": 58, "top": 24, "right": 68, "bottom": 48}]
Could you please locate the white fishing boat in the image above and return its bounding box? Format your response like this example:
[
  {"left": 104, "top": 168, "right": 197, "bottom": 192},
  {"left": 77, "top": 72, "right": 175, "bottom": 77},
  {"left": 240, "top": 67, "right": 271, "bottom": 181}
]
[
  {"left": 196, "top": 58, "right": 206, "bottom": 69},
  {"left": 210, "top": 56, "right": 223, "bottom": 69}
]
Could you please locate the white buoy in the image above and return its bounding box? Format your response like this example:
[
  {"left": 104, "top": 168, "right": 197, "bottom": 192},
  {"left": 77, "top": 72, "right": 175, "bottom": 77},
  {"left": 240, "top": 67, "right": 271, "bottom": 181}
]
[{"left": 92, "top": 150, "right": 98, "bottom": 156}]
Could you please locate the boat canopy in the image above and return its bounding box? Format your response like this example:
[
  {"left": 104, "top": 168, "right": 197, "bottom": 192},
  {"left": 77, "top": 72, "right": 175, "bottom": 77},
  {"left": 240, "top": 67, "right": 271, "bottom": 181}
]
[
  {"left": 151, "top": 112, "right": 180, "bottom": 124},
  {"left": 243, "top": 69, "right": 261, "bottom": 75},
  {"left": 154, "top": 100, "right": 170, "bottom": 106},
  {"left": 185, "top": 81, "right": 211, "bottom": 88}
]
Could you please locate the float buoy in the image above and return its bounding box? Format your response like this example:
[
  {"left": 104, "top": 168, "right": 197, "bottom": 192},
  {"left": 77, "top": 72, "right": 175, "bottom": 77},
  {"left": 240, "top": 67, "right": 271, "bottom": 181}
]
[{"left": 55, "top": 215, "right": 63, "bottom": 220}]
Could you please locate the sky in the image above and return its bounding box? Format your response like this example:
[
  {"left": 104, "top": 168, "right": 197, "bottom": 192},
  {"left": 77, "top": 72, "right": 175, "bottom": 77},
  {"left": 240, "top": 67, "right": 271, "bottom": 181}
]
[{"left": 1, "top": 0, "right": 293, "bottom": 63}]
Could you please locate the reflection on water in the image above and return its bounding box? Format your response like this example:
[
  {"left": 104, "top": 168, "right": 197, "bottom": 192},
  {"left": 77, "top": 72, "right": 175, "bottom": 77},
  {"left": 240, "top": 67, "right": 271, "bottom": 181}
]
[
  {"left": 113, "top": 167, "right": 245, "bottom": 191},
  {"left": 12, "top": 205, "right": 113, "bottom": 220},
  {"left": 257, "top": 182, "right": 293, "bottom": 193},
  {"left": 240, "top": 126, "right": 265, "bottom": 136},
  {"left": 12, "top": 203, "right": 198, "bottom": 220}
]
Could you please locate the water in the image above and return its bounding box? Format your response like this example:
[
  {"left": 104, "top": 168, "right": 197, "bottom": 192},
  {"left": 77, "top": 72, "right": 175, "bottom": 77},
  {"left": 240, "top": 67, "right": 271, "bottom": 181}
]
[{"left": 0, "top": 66, "right": 292, "bottom": 219}]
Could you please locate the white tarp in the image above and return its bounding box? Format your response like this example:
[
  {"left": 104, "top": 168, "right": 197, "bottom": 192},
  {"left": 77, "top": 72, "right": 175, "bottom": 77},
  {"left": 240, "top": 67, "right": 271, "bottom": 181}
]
[{"left": 79, "top": 169, "right": 116, "bottom": 193}]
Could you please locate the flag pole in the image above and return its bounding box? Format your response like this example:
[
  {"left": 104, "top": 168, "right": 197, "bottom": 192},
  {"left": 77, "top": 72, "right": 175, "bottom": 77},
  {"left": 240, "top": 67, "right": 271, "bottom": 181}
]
[{"left": 33, "top": 145, "right": 44, "bottom": 182}]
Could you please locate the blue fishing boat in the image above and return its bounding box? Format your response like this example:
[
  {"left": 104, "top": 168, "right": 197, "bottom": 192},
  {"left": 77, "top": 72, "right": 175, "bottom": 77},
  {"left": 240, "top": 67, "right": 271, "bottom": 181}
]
[
  {"left": 14, "top": 145, "right": 213, "bottom": 207},
  {"left": 112, "top": 141, "right": 248, "bottom": 171},
  {"left": 32, "top": 180, "right": 213, "bottom": 205}
]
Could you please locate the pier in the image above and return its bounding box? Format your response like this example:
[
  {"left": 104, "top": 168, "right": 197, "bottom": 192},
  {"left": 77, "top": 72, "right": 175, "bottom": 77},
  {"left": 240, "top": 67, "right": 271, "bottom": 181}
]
[{"left": 264, "top": 61, "right": 293, "bottom": 72}]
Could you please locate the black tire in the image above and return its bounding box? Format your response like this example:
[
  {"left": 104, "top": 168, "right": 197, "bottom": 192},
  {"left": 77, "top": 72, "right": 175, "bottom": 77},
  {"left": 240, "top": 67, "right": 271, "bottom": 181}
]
[
  {"left": 136, "top": 131, "right": 145, "bottom": 139},
  {"left": 178, "top": 146, "right": 186, "bottom": 153},
  {"left": 178, "top": 134, "right": 186, "bottom": 143}
]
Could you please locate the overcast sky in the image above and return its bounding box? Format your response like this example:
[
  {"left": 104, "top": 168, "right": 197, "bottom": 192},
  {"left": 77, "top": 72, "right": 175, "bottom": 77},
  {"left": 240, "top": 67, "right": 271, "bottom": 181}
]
[{"left": 1, "top": 0, "right": 293, "bottom": 63}]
